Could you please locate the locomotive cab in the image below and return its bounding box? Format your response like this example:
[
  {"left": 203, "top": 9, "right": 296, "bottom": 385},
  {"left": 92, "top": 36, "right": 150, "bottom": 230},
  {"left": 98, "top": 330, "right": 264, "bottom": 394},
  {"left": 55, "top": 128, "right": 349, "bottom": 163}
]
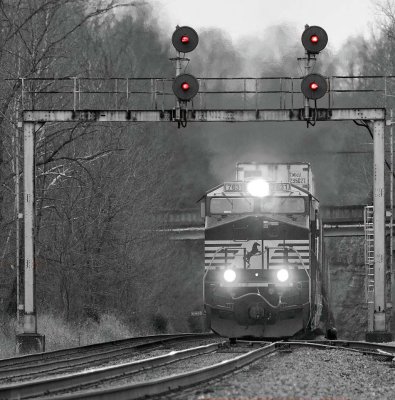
[{"left": 202, "top": 163, "right": 326, "bottom": 339}]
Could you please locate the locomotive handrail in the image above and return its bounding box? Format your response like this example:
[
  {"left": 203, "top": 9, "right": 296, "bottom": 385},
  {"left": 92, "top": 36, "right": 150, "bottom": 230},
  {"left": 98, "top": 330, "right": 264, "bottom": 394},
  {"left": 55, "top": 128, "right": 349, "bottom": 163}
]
[
  {"left": 266, "top": 245, "right": 312, "bottom": 320},
  {"left": 205, "top": 246, "right": 237, "bottom": 271},
  {"left": 290, "top": 183, "right": 318, "bottom": 202},
  {"left": 264, "top": 246, "right": 310, "bottom": 278},
  {"left": 280, "top": 246, "right": 311, "bottom": 279},
  {"left": 284, "top": 246, "right": 311, "bottom": 319},
  {"left": 203, "top": 246, "right": 227, "bottom": 303},
  {"left": 231, "top": 292, "right": 303, "bottom": 311}
]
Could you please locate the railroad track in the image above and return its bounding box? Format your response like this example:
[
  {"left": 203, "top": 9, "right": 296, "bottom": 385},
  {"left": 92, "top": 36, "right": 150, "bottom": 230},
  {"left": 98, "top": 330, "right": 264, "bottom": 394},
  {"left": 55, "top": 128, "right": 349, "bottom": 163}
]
[
  {"left": 0, "top": 333, "right": 215, "bottom": 382},
  {"left": 0, "top": 340, "right": 229, "bottom": 399},
  {"left": 0, "top": 338, "right": 393, "bottom": 399}
]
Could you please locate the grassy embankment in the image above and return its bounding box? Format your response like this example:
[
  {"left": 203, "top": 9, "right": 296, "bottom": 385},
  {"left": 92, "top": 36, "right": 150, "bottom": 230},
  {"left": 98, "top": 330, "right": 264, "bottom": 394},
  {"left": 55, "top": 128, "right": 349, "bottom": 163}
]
[{"left": 0, "top": 313, "right": 147, "bottom": 358}]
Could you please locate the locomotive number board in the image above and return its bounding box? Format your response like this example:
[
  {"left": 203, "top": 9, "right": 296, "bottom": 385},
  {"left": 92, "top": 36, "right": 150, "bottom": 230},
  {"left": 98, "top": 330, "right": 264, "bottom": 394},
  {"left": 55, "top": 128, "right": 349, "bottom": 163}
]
[
  {"left": 223, "top": 182, "right": 291, "bottom": 193},
  {"left": 270, "top": 182, "right": 291, "bottom": 192},
  {"left": 224, "top": 182, "right": 245, "bottom": 192}
]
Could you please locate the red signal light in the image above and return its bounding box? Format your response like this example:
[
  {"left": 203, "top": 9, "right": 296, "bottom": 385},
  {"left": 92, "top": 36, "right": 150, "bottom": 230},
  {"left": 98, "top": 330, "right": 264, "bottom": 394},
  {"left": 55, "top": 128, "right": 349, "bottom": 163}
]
[
  {"left": 172, "top": 26, "right": 199, "bottom": 52},
  {"left": 310, "top": 35, "right": 319, "bottom": 43},
  {"left": 302, "top": 26, "right": 328, "bottom": 54},
  {"left": 309, "top": 82, "right": 319, "bottom": 91},
  {"left": 173, "top": 73, "right": 199, "bottom": 100},
  {"left": 301, "top": 73, "right": 327, "bottom": 99}
]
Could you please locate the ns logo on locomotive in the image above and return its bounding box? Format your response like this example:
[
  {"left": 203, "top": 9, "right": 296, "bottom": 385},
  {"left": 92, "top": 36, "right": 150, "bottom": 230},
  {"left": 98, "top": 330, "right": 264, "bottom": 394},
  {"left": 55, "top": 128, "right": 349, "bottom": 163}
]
[{"left": 201, "top": 163, "right": 336, "bottom": 340}]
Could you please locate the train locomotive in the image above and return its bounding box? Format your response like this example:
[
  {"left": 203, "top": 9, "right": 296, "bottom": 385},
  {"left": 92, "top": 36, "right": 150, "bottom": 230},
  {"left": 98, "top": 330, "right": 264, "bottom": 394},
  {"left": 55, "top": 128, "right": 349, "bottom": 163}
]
[{"left": 201, "top": 163, "right": 332, "bottom": 339}]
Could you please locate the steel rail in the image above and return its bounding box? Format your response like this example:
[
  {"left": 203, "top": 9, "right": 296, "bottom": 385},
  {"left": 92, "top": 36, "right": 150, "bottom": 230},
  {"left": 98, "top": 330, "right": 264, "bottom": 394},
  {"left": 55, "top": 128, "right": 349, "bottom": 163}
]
[
  {"left": 46, "top": 343, "right": 278, "bottom": 400},
  {"left": 0, "top": 334, "right": 215, "bottom": 380},
  {"left": 237, "top": 339, "right": 395, "bottom": 356},
  {"left": 0, "top": 342, "right": 225, "bottom": 400},
  {"left": 281, "top": 341, "right": 395, "bottom": 361},
  {"left": 289, "top": 339, "right": 395, "bottom": 356},
  {"left": 0, "top": 333, "right": 212, "bottom": 370}
]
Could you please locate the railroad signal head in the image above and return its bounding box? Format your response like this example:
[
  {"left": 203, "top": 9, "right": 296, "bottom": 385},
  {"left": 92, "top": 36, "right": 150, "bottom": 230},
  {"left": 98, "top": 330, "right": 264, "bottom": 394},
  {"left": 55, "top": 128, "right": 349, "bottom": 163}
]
[
  {"left": 301, "top": 73, "right": 327, "bottom": 100},
  {"left": 301, "top": 26, "right": 328, "bottom": 54},
  {"left": 172, "top": 26, "right": 199, "bottom": 53},
  {"left": 173, "top": 73, "right": 199, "bottom": 101}
]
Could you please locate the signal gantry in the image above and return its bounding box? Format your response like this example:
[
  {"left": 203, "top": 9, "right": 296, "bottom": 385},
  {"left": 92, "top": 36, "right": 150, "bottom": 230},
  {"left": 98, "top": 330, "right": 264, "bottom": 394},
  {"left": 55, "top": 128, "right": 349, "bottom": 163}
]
[
  {"left": 170, "top": 26, "right": 199, "bottom": 127},
  {"left": 300, "top": 25, "right": 328, "bottom": 126}
]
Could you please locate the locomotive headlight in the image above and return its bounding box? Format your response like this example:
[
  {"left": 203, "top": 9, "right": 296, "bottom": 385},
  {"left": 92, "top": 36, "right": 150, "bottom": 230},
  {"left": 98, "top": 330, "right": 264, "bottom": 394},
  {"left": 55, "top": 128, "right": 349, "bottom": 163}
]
[
  {"left": 247, "top": 179, "right": 270, "bottom": 197},
  {"left": 276, "top": 269, "right": 289, "bottom": 282},
  {"left": 223, "top": 269, "right": 237, "bottom": 283}
]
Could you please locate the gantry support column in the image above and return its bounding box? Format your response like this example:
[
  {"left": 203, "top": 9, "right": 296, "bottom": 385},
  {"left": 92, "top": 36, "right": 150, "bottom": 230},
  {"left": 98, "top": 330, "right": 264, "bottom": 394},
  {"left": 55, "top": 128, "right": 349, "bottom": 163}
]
[
  {"left": 16, "top": 122, "right": 45, "bottom": 354},
  {"left": 374, "top": 120, "right": 386, "bottom": 330},
  {"left": 366, "top": 120, "right": 393, "bottom": 342}
]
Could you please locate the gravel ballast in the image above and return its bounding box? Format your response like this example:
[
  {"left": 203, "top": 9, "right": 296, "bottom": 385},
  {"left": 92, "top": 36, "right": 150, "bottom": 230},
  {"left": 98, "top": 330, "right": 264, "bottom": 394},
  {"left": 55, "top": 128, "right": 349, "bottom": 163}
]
[{"left": 171, "top": 346, "right": 395, "bottom": 400}]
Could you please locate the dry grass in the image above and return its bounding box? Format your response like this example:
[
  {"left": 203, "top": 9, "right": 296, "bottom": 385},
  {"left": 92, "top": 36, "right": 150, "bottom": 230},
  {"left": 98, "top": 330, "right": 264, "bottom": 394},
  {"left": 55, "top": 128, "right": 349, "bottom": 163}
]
[
  {"left": 0, "top": 317, "right": 18, "bottom": 358},
  {"left": 0, "top": 313, "right": 147, "bottom": 358}
]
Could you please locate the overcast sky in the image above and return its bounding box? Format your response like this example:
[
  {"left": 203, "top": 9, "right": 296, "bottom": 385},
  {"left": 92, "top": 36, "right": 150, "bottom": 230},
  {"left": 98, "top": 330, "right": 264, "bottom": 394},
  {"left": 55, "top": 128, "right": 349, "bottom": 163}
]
[{"left": 149, "top": 0, "right": 385, "bottom": 51}]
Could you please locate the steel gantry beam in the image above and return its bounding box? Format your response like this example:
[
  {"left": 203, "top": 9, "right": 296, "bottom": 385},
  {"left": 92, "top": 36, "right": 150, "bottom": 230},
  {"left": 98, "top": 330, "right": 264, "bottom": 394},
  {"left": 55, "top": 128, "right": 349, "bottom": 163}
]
[
  {"left": 23, "top": 108, "right": 384, "bottom": 123},
  {"left": 19, "top": 107, "right": 390, "bottom": 353}
]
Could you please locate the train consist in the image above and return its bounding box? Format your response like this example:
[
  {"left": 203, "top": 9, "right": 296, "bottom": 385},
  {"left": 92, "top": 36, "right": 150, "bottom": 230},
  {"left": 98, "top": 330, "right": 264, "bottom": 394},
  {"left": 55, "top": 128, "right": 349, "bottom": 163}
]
[{"left": 201, "top": 163, "right": 334, "bottom": 339}]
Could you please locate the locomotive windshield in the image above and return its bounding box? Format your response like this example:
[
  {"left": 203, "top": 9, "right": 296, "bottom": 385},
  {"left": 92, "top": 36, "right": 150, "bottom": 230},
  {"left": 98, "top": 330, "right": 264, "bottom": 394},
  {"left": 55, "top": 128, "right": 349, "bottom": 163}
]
[
  {"left": 209, "top": 196, "right": 306, "bottom": 215},
  {"left": 261, "top": 197, "right": 305, "bottom": 213},
  {"left": 210, "top": 197, "right": 254, "bottom": 214}
]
